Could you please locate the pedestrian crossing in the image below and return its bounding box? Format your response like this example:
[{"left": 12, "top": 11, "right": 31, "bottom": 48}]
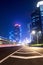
[
  {"left": 0, "top": 46, "right": 43, "bottom": 64},
  {"left": 10, "top": 47, "right": 43, "bottom": 59}
]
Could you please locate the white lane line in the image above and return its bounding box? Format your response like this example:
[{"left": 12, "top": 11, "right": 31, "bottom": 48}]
[
  {"left": 15, "top": 51, "right": 38, "bottom": 54},
  {"left": 10, "top": 55, "right": 27, "bottom": 59},
  {"left": 16, "top": 47, "right": 43, "bottom": 56},
  {"left": 0, "top": 47, "right": 23, "bottom": 63},
  {"left": 25, "top": 47, "right": 43, "bottom": 55},
  {"left": 10, "top": 55, "right": 43, "bottom": 59},
  {"left": 0, "top": 46, "right": 43, "bottom": 63},
  {"left": 32, "top": 50, "right": 43, "bottom": 56}
]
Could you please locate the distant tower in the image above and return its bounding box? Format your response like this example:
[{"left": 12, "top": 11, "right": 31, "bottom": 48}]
[{"left": 14, "top": 24, "right": 21, "bottom": 43}]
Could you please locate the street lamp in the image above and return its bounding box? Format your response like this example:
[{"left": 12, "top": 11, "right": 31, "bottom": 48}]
[
  {"left": 31, "top": 30, "right": 41, "bottom": 44},
  {"left": 37, "top": 31, "right": 41, "bottom": 44},
  {"left": 31, "top": 30, "right": 36, "bottom": 35},
  {"left": 31, "top": 30, "right": 36, "bottom": 43},
  {"left": 37, "top": 1, "right": 43, "bottom": 7},
  {"left": 38, "top": 31, "right": 41, "bottom": 34}
]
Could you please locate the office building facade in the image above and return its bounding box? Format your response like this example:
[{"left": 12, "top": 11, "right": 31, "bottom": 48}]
[
  {"left": 14, "top": 24, "right": 21, "bottom": 42},
  {"left": 31, "top": 1, "right": 43, "bottom": 43}
]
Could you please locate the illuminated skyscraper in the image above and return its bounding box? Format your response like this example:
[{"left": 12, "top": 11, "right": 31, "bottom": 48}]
[
  {"left": 37, "top": 1, "right": 43, "bottom": 33},
  {"left": 14, "top": 24, "right": 21, "bottom": 42},
  {"left": 31, "top": 1, "right": 43, "bottom": 43},
  {"left": 9, "top": 24, "right": 22, "bottom": 43},
  {"left": 31, "top": 8, "right": 42, "bottom": 32}
]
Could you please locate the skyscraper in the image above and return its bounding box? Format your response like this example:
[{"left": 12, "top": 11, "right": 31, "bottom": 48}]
[
  {"left": 31, "top": 1, "right": 43, "bottom": 43},
  {"left": 9, "top": 24, "right": 21, "bottom": 43},
  {"left": 31, "top": 8, "right": 42, "bottom": 32},
  {"left": 14, "top": 24, "right": 21, "bottom": 43}
]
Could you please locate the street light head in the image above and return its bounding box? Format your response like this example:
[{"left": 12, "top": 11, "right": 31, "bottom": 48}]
[
  {"left": 38, "top": 31, "right": 41, "bottom": 34},
  {"left": 31, "top": 30, "right": 36, "bottom": 35},
  {"left": 37, "top": 1, "right": 43, "bottom": 7}
]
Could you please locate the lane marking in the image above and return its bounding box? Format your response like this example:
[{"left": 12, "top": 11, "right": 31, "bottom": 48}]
[
  {"left": 11, "top": 47, "right": 43, "bottom": 60},
  {"left": 32, "top": 49, "right": 43, "bottom": 55},
  {"left": 0, "top": 46, "right": 43, "bottom": 63},
  {"left": 10, "top": 47, "right": 43, "bottom": 59},
  {"left": 25, "top": 46, "right": 43, "bottom": 55},
  {"left": 15, "top": 47, "right": 43, "bottom": 56},
  {"left": 15, "top": 51, "right": 38, "bottom": 54},
  {"left": 0, "top": 47, "right": 23, "bottom": 63},
  {"left": 10, "top": 55, "right": 43, "bottom": 59}
]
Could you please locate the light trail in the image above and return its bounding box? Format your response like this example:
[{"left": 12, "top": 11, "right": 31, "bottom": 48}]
[{"left": 0, "top": 44, "right": 21, "bottom": 48}]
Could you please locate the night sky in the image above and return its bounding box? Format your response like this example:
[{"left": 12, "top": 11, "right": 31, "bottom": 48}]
[{"left": 0, "top": 0, "right": 41, "bottom": 38}]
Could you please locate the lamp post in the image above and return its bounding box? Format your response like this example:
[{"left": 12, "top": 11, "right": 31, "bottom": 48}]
[
  {"left": 37, "top": 32, "right": 38, "bottom": 44},
  {"left": 31, "top": 30, "right": 41, "bottom": 44},
  {"left": 31, "top": 30, "right": 36, "bottom": 43}
]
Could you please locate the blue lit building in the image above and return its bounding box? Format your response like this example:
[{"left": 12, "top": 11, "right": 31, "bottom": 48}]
[
  {"left": 31, "top": 1, "right": 43, "bottom": 43},
  {"left": 9, "top": 24, "right": 22, "bottom": 43},
  {"left": 14, "top": 24, "right": 21, "bottom": 43},
  {"left": 31, "top": 8, "right": 42, "bottom": 32}
]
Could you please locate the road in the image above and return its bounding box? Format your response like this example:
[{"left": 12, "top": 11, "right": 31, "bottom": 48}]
[{"left": 0, "top": 45, "right": 43, "bottom": 65}]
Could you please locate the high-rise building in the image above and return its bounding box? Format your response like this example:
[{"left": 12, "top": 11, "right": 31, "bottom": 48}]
[
  {"left": 9, "top": 24, "right": 21, "bottom": 43},
  {"left": 14, "top": 24, "right": 21, "bottom": 42},
  {"left": 31, "top": 1, "right": 43, "bottom": 43},
  {"left": 31, "top": 8, "right": 42, "bottom": 32}
]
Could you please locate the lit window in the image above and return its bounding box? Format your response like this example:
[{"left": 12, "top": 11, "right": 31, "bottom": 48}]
[
  {"left": 40, "top": 5, "right": 43, "bottom": 11},
  {"left": 35, "top": 15, "right": 39, "bottom": 17},
  {"left": 36, "top": 18, "right": 39, "bottom": 21},
  {"left": 32, "top": 19, "right": 35, "bottom": 22},
  {"left": 41, "top": 17, "right": 43, "bottom": 21},
  {"left": 32, "top": 16, "right": 35, "bottom": 19},
  {"left": 41, "top": 11, "right": 43, "bottom": 16}
]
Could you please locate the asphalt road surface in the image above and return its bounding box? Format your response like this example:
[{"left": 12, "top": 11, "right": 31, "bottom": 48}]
[{"left": 0, "top": 45, "right": 43, "bottom": 65}]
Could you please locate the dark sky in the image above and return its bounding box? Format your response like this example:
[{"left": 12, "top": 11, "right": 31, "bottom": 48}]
[{"left": 0, "top": 0, "right": 41, "bottom": 38}]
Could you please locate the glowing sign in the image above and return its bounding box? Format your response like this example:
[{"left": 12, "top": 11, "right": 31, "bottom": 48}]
[
  {"left": 14, "top": 24, "right": 21, "bottom": 27},
  {"left": 37, "top": 1, "right": 43, "bottom": 7}
]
